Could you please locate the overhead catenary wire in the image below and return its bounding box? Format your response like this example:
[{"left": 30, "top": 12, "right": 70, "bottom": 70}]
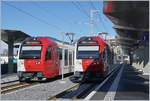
[
  {"left": 99, "top": 13, "right": 108, "bottom": 32},
  {"left": 72, "top": 1, "right": 89, "bottom": 17},
  {"left": 90, "top": 1, "right": 108, "bottom": 32},
  {"left": 89, "top": 1, "right": 103, "bottom": 32},
  {"left": 72, "top": 1, "right": 99, "bottom": 33},
  {"left": 4, "top": 2, "right": 62, "bottom": 30},
  {"left": 32, "top": 2, "right": 74, "bottom": 27},
  {"left": 77, "top": 1, "right": 100, "bottom": 31}
]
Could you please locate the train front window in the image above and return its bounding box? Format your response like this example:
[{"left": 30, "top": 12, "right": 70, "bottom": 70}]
[
  {"left": 19, "top": 46, "right": 41, "bottom": 59},
  {"left": 77, "top": 46, "right": 100, "bottom": 59}
]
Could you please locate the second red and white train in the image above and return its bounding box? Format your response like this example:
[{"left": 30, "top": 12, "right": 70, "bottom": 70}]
[{"left": 73, "top": 36, "right": 114, "bottom": 81}]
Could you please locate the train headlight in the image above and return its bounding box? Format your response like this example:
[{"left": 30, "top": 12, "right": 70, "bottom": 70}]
[{"left": 36, "top": 61, "right": 40, "bottom": 64}]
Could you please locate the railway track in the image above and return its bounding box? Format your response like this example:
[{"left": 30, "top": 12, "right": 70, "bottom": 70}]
[
  {"left": 1, "top": 80, "right": 19, "bottom": 85},
  {"left": 69, "top": 84, "right": 98, "bottom": 99},
  {"left": 1, "top": 80, "right": 20, "bottom": 88},
  {"left": 1, "top": 73, "right": 73, "bottom": 95},
  {"left": 48, "top": 64, "right": 120, "bottom": 100},
  {"left": 1, "top": 82, "right": 38, "bottom": 94},
  {"left": 48, "top": 83, "right": 97, "bottom": 100}
]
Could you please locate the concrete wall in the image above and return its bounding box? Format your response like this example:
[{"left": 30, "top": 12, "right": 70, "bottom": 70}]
[{"left": 132, "top": 45, "right": 149, "bottom": 75}]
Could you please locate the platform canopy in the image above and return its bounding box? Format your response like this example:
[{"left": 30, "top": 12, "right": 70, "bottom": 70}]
[
  {"left": 1, "top": 29, "right": 30, "bottom": 44},
  {"left": 103, "top": 1, "right": 149, "bottom": 54},
  {"left": 1, "top": 29, "right": 30, "bottom": 74}
]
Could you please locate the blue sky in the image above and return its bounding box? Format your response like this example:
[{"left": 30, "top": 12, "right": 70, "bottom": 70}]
[{"left": 1, "top": 1, "right": 117, "bottom": 42}]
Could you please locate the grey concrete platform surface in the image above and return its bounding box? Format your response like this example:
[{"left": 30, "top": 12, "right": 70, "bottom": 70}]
[
  {"left": 1, "top": 77, "right": 77, "bottom": 100},
  {"left": 90, "top": 64, "right": 149, "bottom": 100},
  {"left": 114, "top": 64, "right": 149, "bottom": 100},
  {"left": 1, "top": 73, "right": 18, "bottom": 84},
  {"left": 88, "top": 64, "right": 122, "bottom": 100}
]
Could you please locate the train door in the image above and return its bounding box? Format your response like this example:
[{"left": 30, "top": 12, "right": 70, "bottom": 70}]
[
  {"left": 104, "top": 46, "right": 109, "bottom": 75},
  {"left": 57, "top": 48, "right": 62, "bottom": 75},
  {"left": 64, "top": 49, "right": 69, "bottom": 74},
  {"left": 102, "top": 48, "right": 108, "bottom": 75},
  {"left": 45, "top": 46, "right": 54, "bottom": 77}
]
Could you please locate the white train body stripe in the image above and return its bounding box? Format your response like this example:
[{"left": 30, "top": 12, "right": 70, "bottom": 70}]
[
  {"left": 74, "top": 59, "right": 83, "bottom": 72},
  {"left": 74, "top": 43, "right": 83, "bottom": 72},
  {"left": 22, "top": 46, "right": 41, "bottom": 50},
  {"left": 17, "top": 59, "right": 25, "bottom": 72},
  {"left": 78, "top": 46, "right": 99, "bottom": 51}
]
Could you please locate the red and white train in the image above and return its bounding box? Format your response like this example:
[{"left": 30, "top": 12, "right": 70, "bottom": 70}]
[
  {"left": 17, "top": 37, "right": 74, "bottom": 81},
  {"left": 73, "top": 36, "right": 114, "bottom": 81}
]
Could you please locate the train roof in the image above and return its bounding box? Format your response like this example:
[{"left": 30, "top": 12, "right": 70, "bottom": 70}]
[
  {"left": 47, "top": 36, "right": 72, "bottom": 45},
  {"left": 48, "top": 37, "right": 74, "bottom": 49},
  {"left": 24, "top": 36, "right": 74, "bottom": 49},
  {"left": 78, "top": 35, "right": 107, "bottom": 45},
  {"left": 25, "top": 36, "right": 72, "bottom": 45}
]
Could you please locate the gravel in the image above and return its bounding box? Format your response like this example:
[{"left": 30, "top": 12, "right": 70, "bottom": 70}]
[
  {"left": 1, "top": 73, "right": 19, "bottom": 84},
  {"left": 1, "top": 77, "right": 77, "bottom": 100}
]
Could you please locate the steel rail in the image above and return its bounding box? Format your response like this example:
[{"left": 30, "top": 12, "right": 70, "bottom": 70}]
[
  {"left": 48, "top": 64, "right": 120, "bottom": 100},
  {"left": 1, "top": 82, "right": 38, "bottom": 94},
  {"left": 48, "top": 83, "right": 80, "bottom": 100}
]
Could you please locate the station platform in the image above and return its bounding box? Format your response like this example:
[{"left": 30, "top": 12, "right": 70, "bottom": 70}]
[
  {"left": 1, "top": 64, "right": 149, "bottom": 100},
  {"left": 114, "top": 64, "right": 149, "bottom": 100},
  {"left": 89, "top": 64, "right": 149, "bottom": 100},
  {"left": 1, "top": 73, "right": 18, "bottom": 84}
]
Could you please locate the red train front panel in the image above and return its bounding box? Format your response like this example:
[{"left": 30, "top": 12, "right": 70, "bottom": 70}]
[{"left": 17, "top": 37, "right": 59, "bottom": 81}]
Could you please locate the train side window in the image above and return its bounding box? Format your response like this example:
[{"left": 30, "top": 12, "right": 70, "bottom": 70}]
[
  {"left": 45, "top": 47, "right": 51, "bottom": 60},
  {"left": 64, "top": 49, "right": 68, "bottom": 66},
  {"left": 73, "top": 51, "right": 74, "bottom": 65},
  {"left": 57, "top": 48, "right": 62, "bottom": 60},
  {"left": 69, "top": 51, "right": 72, "bottom": 65}
]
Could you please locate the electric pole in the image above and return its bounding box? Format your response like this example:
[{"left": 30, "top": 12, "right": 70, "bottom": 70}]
[
  {"left": 90, "top": 9, "right": 100, "bottom": 35},
  {"left": 65, "top": 32, "right": 75, "bottom": 44}
]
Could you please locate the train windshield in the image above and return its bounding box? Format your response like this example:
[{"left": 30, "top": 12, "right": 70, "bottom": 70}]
[
  {"left": 77, "top": 46, "right": 100, "bottom": 59},
  {"left": 19, "top": 46, "right": 42, "bottom": 59}
]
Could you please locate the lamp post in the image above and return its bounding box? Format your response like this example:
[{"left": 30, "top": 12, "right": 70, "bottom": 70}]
[{"left": 60, "top": 32, "right": 75, "bottom": 82}]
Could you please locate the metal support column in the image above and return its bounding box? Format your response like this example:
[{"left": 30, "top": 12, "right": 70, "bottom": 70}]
[
  {"left": 120, "top": 46, "right": 124, "bottom": 63},
  {"left": 8, "top": 37, "right": 14, "bottom": 74}
]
